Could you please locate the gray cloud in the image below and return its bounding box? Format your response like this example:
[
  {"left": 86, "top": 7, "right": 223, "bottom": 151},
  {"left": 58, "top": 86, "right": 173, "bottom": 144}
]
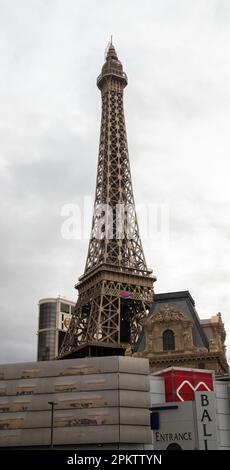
[{"left": 0, "top": 0, "right": 230, "bottom": 363}]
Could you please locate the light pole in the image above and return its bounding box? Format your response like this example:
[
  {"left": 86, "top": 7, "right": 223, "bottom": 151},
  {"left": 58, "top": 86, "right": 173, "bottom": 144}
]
[{"left": 48, "top": 401, "right": 57, "bottom": 448}]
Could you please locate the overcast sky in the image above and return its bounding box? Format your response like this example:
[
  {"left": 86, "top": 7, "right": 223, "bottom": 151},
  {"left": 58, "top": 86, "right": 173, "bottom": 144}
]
[{"left": 0, "top": 0, "right": 230, "bottom": 363}]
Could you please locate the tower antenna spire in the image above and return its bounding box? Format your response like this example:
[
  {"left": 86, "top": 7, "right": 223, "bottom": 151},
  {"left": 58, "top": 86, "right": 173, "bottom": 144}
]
[{"left": 110, "top": 34, "right": 113, "bottom": 45}]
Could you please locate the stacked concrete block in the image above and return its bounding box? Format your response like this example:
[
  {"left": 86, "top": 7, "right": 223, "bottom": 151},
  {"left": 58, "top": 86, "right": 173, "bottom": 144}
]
[{"left": 0, "top": 356, "right": 151, "bottom": 448}]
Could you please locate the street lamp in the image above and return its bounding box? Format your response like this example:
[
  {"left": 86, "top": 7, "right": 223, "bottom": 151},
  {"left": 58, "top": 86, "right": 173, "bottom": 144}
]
[{"left": 48, "top": 401, "right": 57, "bottom": 448}]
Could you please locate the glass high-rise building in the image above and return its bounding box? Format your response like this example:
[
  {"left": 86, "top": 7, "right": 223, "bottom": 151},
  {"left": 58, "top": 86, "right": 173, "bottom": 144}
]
[{"left": 37, "top": 297, "right": 75, "bottom": 361}]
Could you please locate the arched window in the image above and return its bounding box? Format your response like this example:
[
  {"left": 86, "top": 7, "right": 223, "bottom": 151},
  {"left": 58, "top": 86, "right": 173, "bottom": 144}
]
[
  {"left": 166, "top": 443, "right": 182, "bottom": 450},
  {"left": 163, "top": 329, "right": 175, "bottom": 351}
]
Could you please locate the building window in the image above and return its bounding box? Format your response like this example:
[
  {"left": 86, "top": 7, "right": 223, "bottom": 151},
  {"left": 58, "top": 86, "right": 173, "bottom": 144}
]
[
  {"left": 58, "top": 330, "right": 66, "bottom": 351},
  {"left": 198, "top": 362, "right": 205, "bottom": 369},
  {"left": 38, "top": 331, "right": 55, "bottom": 361},
  {"left": 60, "top": 303, "right": 70, "bottom": 314},
  {"left": 166, "top": 443, "right": 182, "bottom": 450},
  {"left": 39, "top": 303, "right": 57, "bottom": 329},
  {"left": 163, "top": 329, "right": 175, "bottom": 351}
]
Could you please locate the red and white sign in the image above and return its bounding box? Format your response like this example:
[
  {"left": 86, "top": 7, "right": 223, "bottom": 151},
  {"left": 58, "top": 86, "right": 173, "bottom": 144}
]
[{"left": 154, "top": 367, "right": 214, "bottom": 402}]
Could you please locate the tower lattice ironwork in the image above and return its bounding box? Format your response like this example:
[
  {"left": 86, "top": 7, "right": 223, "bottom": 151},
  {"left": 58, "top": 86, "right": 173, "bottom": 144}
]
[{"left": 60, "top": 42, "right": 156, "bottom": 358}]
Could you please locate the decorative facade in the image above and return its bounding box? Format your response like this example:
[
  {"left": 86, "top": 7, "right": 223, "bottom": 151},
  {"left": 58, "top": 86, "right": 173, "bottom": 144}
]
[{"left": 135, "top": 291, "right": 228, "bottom": 375}]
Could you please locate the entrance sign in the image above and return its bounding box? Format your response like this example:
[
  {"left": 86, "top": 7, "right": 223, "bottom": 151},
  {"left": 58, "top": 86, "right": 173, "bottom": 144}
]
[{"left": 152, "top": 401, "right": 196, "bottom": 450}]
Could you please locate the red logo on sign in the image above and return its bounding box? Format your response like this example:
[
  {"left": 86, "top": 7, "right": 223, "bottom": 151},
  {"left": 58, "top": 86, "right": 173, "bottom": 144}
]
[
  {"left": 157, "top": 368, "right": 214, "bottom": 402},
  {"left": 176, "top": 380, "right": 211, "bottom": 401}
]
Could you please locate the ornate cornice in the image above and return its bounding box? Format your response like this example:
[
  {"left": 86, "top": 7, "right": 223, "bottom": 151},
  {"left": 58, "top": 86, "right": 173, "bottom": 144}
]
[
  {"left": 144, "top": 305, "right": 192, "bottom": 325},
  {"left": 139, "top": 350, "right": 229, "bottom": 372}
]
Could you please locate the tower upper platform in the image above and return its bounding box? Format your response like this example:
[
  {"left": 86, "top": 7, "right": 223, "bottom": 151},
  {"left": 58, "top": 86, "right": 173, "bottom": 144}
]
[{"left": 97, "top": 42, "right": 128, "bottom": 89}]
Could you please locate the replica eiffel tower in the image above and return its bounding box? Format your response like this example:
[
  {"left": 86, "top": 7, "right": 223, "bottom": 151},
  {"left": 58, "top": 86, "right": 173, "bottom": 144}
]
[{"left": 60, "top": 42, "right": 156, "bottom": 358}]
